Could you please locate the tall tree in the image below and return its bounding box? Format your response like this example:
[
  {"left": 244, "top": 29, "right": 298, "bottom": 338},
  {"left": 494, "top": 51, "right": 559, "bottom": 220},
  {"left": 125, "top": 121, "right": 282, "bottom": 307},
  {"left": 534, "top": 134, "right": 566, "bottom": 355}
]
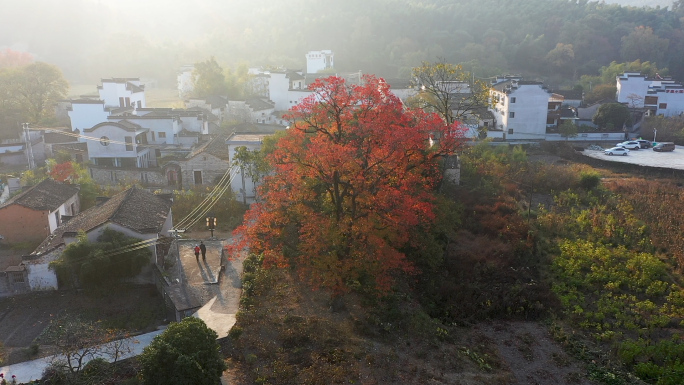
[
  {"left": 620, "top": 26, "right": 669, "bottom": 65},
  {"left": 192, "top": 56, "right": 229, "bottom": 98},
  {"left": 14, "top": 62, "right": 68, "bottom": 124},
  {"left": 232, "top": 76, "right": 464, "bottom": 294},
  {"left": 410, "top": 60, "right": 490, "bottom": 125},
  {"left": 592, "top": 102, "right": 633, "bottom": 130}
]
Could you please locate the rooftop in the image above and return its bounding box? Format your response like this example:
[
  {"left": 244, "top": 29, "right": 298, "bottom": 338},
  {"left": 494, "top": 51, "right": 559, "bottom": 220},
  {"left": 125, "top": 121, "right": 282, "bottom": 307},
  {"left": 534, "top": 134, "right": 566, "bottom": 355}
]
[{"left": 0, "top": 178, "right": 79, "bottom": 212}]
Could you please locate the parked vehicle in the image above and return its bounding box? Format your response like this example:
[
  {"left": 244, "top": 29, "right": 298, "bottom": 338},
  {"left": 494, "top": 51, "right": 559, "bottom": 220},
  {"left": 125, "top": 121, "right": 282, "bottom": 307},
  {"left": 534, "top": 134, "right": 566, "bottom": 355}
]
[
  {"left": 605, "top": 147, "right": 629, "bottom": 156},
  {"left": 617, "top": 141, "right": 641, "bottom": 150},
  {"left": 636, "top": 140, "right": 652, "bottom": 149},
  {"left": 653, "top": 142, "right": 676, "bottom": 152}
]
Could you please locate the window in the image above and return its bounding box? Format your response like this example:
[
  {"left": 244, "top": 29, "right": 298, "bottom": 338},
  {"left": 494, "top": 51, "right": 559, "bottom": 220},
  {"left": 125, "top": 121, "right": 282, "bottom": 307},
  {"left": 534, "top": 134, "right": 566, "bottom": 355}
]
[
  {"left": 483, "top": 121, "right": 489, "bottom": 127},
  {"left": 125, "top": 97, "right": 130, "bottom": 107},
  {"left": 194, "top": 171, "right": 203, "bottom": 185},
  {"left": 137, "top": 100, "right": 142, "bottom": 108},
  {"left": 54, "top": 211, "right": 61, "bottom": 227},
  {"left": 159, "top": 132, "right": 166, "bottom": 138},
  {"left": 510, "top": 97, "right": 516, "bottom": 103},
  {"left": 11, "top": 272, "right": 24, "bottom": 284},
  {"left": 151, "top": 131, "right": 155, "bottom": 141},
  {"left": 659, "top": 103, "right": 668, "bottom": 109},
  {"left": 508, "top": 128, "right": 514, "bottom": 134},
  {"left": 125, "top": 136, "right": 133, "bottom": 151},
  {"left": 509, "top": 112, "right": 515, "bottom": 118},
  {"left": 119, "top": 97, "right": 125, "bottom": 107},
  {"left": 645, "top": 96, "right": 658, "bottom": 105}
]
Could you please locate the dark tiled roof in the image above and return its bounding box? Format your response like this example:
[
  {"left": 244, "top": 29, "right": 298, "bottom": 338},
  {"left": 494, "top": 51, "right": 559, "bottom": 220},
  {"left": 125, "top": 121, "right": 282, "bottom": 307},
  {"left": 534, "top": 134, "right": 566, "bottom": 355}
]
[
  {"left": 287, "top": 72, "right": 305, "bottom": 81},
  {"left": 228, "top": 122, "right": 288, "bottom": 134},
  {"left": 245, "top": 98, "right": 274, "bottom": 111},
  {"left": 1, "top": 179, "right": 79, "bottom": 211},
  {"left": 33, "top": 187, "right": 172, "bottom": 254},
  {"left": 85, "top": 121, "right": 143, "bottom": 132},
  {"left": 492, "top": 80, "right": 515, "bottom": 92},
  {"left": 70, "top": 99, "right": 104, "bottom": 104},
  {"left": 551, "top": 89, "right": 583, "bottom": 100},
  {"left": 126, "top": 82, "right": 144, "bottom": 93},
  {"left": 52, "top": 142, "right": 88, "bottom": 153},
  {"left": 186, "top": 133, "right": 231, "bottom": 161},
  {"left": 205, "top": 95, "right": 228, "bottom": 109},
  {"left": 44, "top": 130, "right": 77, "bottom": 144}
]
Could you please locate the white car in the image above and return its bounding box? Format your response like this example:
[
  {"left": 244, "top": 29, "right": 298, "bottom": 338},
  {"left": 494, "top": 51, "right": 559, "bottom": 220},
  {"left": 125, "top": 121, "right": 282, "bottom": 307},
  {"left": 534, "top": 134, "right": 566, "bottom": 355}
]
[
  {"left": 605, "top": 147, "right": 630, "bottom": 156},
  {"left": 617, "top": 141, "right": 641, "bottom": 150}
]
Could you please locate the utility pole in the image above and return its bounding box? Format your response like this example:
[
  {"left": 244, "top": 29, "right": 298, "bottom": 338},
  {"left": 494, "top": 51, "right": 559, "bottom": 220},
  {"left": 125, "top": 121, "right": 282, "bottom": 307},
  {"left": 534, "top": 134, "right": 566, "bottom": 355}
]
[
  {"left": 240, "top": 165, "right": 247, "bottom": 205},
  {"left": 23, "top": 123, "right": 35, "bottom": 170}
]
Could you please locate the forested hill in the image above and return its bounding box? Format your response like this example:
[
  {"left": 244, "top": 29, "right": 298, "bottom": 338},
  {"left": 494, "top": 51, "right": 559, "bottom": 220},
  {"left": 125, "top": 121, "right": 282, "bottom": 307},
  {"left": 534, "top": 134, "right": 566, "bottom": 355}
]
[{"left": 1, "top": 0, "right": 681, "bottom": 85}]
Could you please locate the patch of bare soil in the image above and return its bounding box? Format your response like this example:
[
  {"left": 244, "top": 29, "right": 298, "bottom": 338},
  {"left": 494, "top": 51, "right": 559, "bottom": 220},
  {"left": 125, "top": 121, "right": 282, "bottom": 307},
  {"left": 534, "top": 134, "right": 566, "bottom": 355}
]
[
  {"left": 477, "top": 321, "right": 597, "bottom": 385},
  {"left": 223, "top": 267, "right": 596, "bottom": 385},
  {"left": 0, "top": 284, "right": 166, "bottom": 365}
]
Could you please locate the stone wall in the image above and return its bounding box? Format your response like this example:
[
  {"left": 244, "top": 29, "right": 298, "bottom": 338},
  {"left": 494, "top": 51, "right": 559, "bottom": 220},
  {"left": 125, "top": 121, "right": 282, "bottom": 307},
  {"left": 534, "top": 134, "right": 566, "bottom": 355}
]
[{"left": 89, "top": 166, "right": 168, "bottom": 187}]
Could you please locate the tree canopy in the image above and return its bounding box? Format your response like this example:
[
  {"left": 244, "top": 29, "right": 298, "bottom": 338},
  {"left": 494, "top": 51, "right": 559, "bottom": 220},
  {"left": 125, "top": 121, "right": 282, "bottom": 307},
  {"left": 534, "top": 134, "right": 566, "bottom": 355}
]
[
  {"left": 592, "top": 102, "right": 633, "bottom": 130},
  {"left": 410, "top": 60, "right": 490, "bottom": 125},
  {"left": 138, "top": 317, "right": 226, "bottom": 385},
  {"left": 0, "top": 62, "right": 67, "bottom": 138},
  {"left": 232, "top": 75, "right": 464, "bottom": 295}
]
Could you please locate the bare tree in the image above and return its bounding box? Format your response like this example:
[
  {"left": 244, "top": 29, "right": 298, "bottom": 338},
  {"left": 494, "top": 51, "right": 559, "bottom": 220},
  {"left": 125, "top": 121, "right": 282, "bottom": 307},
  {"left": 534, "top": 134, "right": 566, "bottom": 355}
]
[{"left": 409, "top": 59, "right": 491, "bottom": 125}]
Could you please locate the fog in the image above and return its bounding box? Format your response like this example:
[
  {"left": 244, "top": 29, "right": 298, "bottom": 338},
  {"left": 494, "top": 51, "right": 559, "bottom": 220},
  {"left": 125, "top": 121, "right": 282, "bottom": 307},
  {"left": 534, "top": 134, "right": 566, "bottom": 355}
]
[{"left": 0, "top": 0, "right": 678, "bottom": 87}]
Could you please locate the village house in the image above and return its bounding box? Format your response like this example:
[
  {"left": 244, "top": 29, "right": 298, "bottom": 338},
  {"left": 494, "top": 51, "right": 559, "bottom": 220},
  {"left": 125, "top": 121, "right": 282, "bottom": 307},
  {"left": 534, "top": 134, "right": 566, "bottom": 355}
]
[
  {"left": 0, "top": 178, "right": 80, "bottom": 246},
  {"left": 616, "top": 72, "right": 684, "bottom": 117},
  {"left": 1, "top": 187, "right": 174, "bottom": 295}
]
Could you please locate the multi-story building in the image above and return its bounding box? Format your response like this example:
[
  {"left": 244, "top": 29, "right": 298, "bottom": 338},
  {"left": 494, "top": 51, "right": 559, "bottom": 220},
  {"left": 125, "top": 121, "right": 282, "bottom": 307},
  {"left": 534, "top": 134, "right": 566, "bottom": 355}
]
[{"left": 616, "top": 72, "right": 684, "bottom": 117}]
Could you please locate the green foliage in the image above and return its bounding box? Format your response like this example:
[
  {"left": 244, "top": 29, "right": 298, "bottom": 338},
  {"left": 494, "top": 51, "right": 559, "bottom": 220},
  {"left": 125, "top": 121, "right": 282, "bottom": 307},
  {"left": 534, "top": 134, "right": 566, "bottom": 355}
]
[
  {"left": 558, "top": 120, "right": 578, "bottom": 140},
  {"left": 578, "top": 170, "right": 601, "bottom": 190},
  {"left": 172, "top": 187, "right": 246, "bottom": 231},
  {"left": 138, "top": 317, "right": 226, "bottom": 385},
  {"left": 0, "top": 62, "right": 68, "bottom": 135},
  {"left": 192, "top": 56, "right": 229, "bottom": 97},
  {"left": 50, "top": 229, "right": 150, "bottom": 289},
  {"left": 593, "top": 103, "right": 633, "bottom": 130}
]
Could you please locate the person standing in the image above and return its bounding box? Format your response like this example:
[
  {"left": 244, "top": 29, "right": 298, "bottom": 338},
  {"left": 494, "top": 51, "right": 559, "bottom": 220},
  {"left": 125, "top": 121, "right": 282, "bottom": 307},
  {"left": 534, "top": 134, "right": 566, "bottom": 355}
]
[
  {"left": 194, "top": 244, "right": 200, "bottom": 260},
  {"left": 199, "top": 241, "right": 207, "bottom": 260}
]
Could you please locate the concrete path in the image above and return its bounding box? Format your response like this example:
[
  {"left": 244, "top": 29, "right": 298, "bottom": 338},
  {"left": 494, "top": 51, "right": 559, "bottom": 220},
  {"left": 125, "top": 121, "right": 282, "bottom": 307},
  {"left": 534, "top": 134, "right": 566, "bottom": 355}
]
[
  {"left": 0, "top": 329, "right": 163, "bottom": 382},
  {"left": 0, "top": 237, "right": 243, "bottom": 383}
]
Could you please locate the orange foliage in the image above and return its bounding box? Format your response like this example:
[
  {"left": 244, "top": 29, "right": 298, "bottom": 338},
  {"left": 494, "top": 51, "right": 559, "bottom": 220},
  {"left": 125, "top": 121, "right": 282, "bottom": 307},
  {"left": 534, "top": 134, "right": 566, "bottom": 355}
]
[{"left": 231, "top": 76, "right": 465, "bottom": 294}]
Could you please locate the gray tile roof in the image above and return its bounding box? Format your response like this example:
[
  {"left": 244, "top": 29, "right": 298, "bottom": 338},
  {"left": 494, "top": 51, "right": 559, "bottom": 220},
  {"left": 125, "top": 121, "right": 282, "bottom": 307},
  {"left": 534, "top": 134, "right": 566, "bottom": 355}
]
[
  {"left": 1, "top": 179, "right": 79, "bottom": 211},
  {"left": 245, "top": 98, "right": 274, "bottom": 111},
  {"left": 33, "top": 187, "right": 172, "bottom": 255},
  {"left": 186, "top": 134, "right": 231, "bottom": 161}
]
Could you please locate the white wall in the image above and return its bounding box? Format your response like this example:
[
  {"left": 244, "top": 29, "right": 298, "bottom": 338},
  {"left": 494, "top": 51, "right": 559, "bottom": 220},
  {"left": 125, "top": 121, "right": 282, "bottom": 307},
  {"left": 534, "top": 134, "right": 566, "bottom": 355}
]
[
  {"left": 69, "top": 102, "right": 108, "bottom": 136},
  {"left": 27, "top": 263, "right": 58, "bottom": 291},
  {"left": 85, "top": 124, "right": 150, "bottom": 165},
  {"left": 306, "top": 50, "right": 334, "bottom": 74},
  {"left": 268, "top": 73, "right": 292, "bottom": 111},
  {"left": 491, "top": 85, "right": 550, "bottom": 140},
  {"left": 99, "top": 80, "right": 146, "bottom": 109}
]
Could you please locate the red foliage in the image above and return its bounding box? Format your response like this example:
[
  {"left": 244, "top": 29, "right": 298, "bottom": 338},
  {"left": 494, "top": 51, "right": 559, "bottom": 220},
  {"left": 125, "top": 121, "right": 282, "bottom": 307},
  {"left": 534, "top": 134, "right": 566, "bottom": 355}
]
[
  {"left": 49, "top": 162, "right": 76, "bottom": 183},
  {"left": 231, "top": 75, "right": 465, "bottom": 294},
  {"left": 0, "top": 48, "right": 34, "bottom": 68}
]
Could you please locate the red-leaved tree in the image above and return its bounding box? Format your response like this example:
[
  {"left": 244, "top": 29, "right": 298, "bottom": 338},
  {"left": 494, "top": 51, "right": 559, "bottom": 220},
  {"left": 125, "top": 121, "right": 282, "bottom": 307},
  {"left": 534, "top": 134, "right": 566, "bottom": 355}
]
[{"left": 232, "top": 75, "right": 464, "bottom": 294}]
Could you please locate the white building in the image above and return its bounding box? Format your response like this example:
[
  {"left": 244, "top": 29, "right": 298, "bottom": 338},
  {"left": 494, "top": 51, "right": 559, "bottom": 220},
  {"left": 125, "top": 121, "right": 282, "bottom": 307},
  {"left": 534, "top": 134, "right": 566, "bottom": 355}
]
[
  {"left": 178, "top": 65, "right": 195, "bottom": 98},
  {"left": 306, "top": 50, "right": 334, "bottom": 74},
  {"left": 616, "top": 72, "right": 684, "bottom": 117},
  {"left": 488, "top": 77, "right": 556, "bottom": 140}
]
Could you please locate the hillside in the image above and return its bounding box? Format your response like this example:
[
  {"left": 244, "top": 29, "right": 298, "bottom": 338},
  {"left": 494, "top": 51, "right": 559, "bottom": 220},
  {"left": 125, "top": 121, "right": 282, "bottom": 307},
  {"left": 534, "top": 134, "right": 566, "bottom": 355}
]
[
  {"left": 1, "top": 0, "right": 682, "bottom": 86},
  {"left": 224, "top": 142, "right": 684, "bottom": 384}
]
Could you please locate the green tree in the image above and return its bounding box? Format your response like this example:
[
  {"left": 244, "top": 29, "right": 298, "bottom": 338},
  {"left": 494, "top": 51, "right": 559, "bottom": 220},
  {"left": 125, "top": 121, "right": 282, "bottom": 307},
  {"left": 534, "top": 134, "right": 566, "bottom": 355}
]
[
  {"left": 558, "top": 120, "right": 578, "bottom": 140},
  {"left": 14, "top": 62, "right": 69, "bottom": 124},
  {"left": 231, "top": 145, "right": 270, "bottom": 201},
  {"left": 192, "top": 57, "right": 229, "bottom": 98},
  {"left": 50, "top": 229, "right": 150, "bottom": 289},
  {"left": 545, "top": 43, "right": 575, "bottom": 78},
  {"left": 621, "top": 26, "right": 669, "bottom": 65},
  {"left": 592, "top": 103, "right": 632, "bottom": 131},
  {"left": 138, "top": 317, "right": 226, "bottom": 385},
  {"left": 410, "top": 60, "right": 490, "bottom": 125}
]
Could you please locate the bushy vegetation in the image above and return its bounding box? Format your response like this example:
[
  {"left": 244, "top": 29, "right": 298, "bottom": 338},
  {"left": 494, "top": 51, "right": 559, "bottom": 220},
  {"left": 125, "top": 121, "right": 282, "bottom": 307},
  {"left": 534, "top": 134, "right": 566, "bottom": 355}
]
[
  {"left": 171, "top": 187, "right": 246, "bottom": 232},
  {"left": 50, "top": 229, "right": 150, "bottom": 290}
]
